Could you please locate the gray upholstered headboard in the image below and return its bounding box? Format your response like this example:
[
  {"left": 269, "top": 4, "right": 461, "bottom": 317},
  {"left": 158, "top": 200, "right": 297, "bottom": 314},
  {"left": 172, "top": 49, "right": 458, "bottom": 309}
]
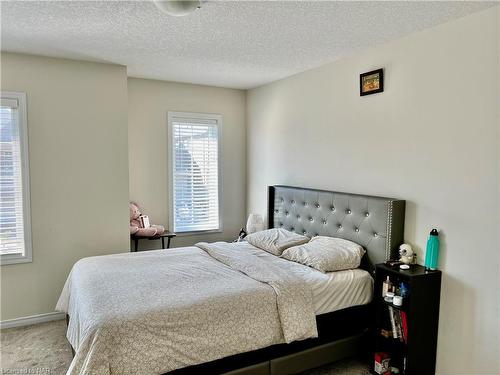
[{"left": 268, "top": 185, "right": 405, "bottom": 273}]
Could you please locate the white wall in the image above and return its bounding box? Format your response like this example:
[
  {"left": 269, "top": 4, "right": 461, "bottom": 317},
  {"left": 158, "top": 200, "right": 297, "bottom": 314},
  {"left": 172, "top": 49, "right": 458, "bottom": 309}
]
[
  {"left": 128, "top": 78, "right": 246, "bottom": 248},
  {"left": 0, "top": 53, "right": 130, "bottom": 321},
  {"left": 247, "top": 7, "right": 499, "bottom": 375}
]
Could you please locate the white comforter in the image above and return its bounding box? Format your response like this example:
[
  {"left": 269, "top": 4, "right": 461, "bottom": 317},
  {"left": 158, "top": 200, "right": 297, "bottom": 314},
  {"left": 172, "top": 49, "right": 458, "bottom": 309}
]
[{"left": 56, "top": 241, "right": 318, "bottom": 375}]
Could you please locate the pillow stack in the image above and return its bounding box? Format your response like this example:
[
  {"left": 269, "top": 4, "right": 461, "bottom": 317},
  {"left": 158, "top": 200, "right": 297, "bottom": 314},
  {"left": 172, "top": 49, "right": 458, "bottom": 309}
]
[
  {"left": 281, "top": 236, "right": 365, "bottom": 272},
  {"left": 245, "top": 228, "right": 309, "bottom": 256},
  {"left": 246, "top": 228, "right": 365, "bottom": 273}
]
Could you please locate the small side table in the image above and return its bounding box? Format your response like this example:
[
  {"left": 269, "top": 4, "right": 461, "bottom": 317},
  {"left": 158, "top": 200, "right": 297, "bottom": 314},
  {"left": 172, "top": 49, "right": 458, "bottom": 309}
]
[
  {"left": 131, "top": 232, "right": 176, "bottom": 252},
  {"left": 373, "top": 263, "right": 441, "bottom": 375}
]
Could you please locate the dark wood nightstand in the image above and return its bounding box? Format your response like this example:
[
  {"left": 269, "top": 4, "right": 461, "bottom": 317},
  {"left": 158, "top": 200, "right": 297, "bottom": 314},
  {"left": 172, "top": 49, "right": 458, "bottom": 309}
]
[
  {"left": 130, "top": 232, "right": 176, "bottom": 252},
  {"left": 373, "top": 263, "right": 442, "bottom": 375}
]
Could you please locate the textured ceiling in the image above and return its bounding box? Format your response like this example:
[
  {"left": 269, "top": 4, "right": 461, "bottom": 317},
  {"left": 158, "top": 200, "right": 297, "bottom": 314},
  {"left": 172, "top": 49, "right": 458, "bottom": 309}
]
[{"left": 1, "top": 1, "right": 496, "bottom": 89}]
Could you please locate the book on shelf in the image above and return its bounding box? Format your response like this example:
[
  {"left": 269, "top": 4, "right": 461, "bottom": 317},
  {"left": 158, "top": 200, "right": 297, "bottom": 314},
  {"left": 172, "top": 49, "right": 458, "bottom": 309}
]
[
  {"left": 387, "top": 305, "right": 407, "bottom": 343},
  {"left": 401, "top": 311, "right": 408, "bottom": 343},
  {"left": 388, "top": 306, "right": 398, "bottom": 340},
  {"left": 396, "top": 310, "right": 404, "bottom": 343}
]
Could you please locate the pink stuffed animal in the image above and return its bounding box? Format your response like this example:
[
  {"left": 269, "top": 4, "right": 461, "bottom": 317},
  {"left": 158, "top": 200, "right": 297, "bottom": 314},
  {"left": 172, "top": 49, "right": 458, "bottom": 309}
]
[{"left": 129, "top": 202, "right": 165, "bottom": 237}]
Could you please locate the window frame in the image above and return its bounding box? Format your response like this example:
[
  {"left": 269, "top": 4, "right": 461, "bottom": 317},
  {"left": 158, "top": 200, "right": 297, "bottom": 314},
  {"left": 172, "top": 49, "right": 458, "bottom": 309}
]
[
  {"left": 167, "top": 111, "right": 223, "bottom": 236},
  {"left": 1, "top": 91, "right": 32, "bottom": 265}
]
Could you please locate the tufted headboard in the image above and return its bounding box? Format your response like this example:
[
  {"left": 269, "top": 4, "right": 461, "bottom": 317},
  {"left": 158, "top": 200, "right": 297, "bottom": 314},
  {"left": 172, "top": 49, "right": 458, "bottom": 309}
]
[{"left": 268, "top": 185, "right": 405, "bottom": 273}]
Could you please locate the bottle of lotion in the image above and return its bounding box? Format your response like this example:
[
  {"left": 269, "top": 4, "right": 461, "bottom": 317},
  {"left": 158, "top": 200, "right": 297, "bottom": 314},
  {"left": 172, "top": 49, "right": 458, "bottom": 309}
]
[{"left": 382, "top": 276, "right": 392, "bottom": 297}]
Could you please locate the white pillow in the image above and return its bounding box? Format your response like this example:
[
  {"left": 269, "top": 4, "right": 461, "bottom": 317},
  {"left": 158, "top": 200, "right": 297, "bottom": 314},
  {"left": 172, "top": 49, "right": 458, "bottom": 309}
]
[
  {"left": 281, "top": 236, "right": 365, "bottom": 272},
  {"left": 246, "top": 228, "right": 310, "bottom": 256}
]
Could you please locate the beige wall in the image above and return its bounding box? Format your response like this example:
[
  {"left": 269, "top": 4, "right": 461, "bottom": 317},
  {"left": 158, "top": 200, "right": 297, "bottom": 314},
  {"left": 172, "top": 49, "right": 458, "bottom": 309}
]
[
  {"left": 128, "top": 78, "right": 246, "bottom": 248},
  {"left": 247, "top": 7, "right": 499, "bottom": 375},
  {"left": 0, "top": 53, "right": 130, "bottom": 320}
]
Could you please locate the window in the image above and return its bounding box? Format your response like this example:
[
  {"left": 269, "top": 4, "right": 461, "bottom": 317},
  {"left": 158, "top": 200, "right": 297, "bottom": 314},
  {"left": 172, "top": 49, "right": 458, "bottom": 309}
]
[
  {"left": 168, "top": 112, "right": 221, "bottom": 234},
  {"left": 0, "top": 92, "right": 32, "bottom": 265}
]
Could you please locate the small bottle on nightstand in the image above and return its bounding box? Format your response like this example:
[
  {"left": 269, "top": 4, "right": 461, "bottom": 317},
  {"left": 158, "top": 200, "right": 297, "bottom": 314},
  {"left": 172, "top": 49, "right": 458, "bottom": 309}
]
[{"left": 382, "top": 276, "right": 392, "bottom": 297}]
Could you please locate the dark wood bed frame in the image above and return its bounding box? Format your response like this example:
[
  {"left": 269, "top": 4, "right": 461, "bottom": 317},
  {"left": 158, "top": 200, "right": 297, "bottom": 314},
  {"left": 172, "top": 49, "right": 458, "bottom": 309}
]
[{"left": 67, "top": 185, "right": 405, "bottom": 375}]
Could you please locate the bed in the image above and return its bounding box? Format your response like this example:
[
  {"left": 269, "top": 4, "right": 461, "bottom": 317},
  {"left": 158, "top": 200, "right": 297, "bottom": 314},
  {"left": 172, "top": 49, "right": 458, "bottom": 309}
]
[{"left": 57, "top": 185, "right": 405, "bottom": 375}]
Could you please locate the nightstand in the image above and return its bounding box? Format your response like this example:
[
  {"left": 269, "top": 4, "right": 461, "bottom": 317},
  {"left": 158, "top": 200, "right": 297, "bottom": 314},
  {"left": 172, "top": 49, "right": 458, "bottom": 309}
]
[{"left": 373, "top": 264, "right": 442, "bottom": 375}]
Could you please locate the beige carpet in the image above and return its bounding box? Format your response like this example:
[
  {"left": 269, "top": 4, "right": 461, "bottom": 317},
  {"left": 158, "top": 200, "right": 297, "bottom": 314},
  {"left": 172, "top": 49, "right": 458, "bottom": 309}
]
[{"left": 0, "top": 320, "right": 370, "bottom": 375}]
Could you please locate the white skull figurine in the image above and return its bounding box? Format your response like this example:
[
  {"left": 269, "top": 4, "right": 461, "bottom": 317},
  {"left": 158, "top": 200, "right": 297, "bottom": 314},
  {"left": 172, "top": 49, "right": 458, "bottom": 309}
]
[{"left": 399, "top": 244, "right": 414, "bottom": 265}]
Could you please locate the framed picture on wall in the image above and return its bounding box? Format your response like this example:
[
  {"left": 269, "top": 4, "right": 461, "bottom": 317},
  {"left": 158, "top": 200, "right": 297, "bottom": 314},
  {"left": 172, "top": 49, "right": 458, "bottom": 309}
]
[{"left": 360, "top": 68, "right": 384, "bottom": 96}]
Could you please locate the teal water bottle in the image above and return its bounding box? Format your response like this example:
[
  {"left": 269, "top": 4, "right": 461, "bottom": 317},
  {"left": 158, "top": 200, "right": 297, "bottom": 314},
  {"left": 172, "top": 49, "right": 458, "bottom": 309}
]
[{"left": 424, "top": 229, "right": 440, "bottom": 270}]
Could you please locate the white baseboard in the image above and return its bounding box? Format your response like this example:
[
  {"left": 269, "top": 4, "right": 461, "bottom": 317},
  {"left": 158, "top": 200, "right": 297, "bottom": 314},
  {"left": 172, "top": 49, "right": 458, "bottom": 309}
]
[{"left": 0, "top": 311, "right": 65, "bottom": 329}]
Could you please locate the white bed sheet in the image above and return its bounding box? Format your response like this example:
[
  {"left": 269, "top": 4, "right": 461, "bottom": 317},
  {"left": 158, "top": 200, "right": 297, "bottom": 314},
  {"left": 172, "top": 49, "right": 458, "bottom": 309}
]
[{"left": 231, "top": 242, "right": 374, "bottom": 315}]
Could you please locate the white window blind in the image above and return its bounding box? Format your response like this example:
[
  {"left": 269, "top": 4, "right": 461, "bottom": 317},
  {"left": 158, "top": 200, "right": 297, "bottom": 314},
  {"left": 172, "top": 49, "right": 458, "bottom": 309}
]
[
  {"left": 0, "top": 92, "right": 31, "bottom": 265},
  {"left": 169, "top": 113, "right": 221, "bottom": 233}
]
